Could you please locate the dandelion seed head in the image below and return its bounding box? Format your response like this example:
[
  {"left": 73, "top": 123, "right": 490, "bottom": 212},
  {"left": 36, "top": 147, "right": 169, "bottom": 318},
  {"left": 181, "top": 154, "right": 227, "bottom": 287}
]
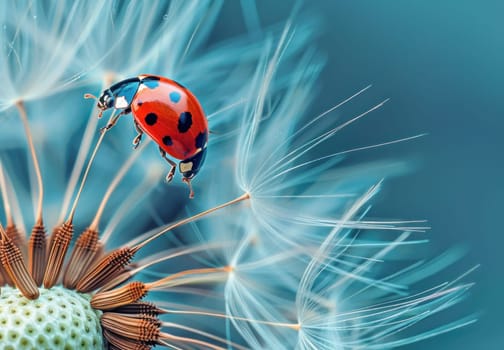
[{"left": 0, "top": 286, "right": 102, "bottom": 349}]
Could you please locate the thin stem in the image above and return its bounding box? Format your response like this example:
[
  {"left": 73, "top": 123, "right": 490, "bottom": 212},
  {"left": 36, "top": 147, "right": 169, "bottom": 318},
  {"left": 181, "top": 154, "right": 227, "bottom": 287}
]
[
  {"left": 164, "top": 309, "right": 300, "bottom": 330},
  {"left": 132, "top": 242, "right": 232, "bottom": 278},
  {"left": 162, "top": 322, "right": 249, "bottom": 350},
  {"left": 0, "top": 164, "right": 13, "bottom": 226},
  {"left": 67, "top": 113, "right": 113, "bottom": 222},
  {"left": 146, "top": 267, "right": 231, "bottom": 290},
  {"left": 15, "top": 101, "right": 43, "bottom": 224},
  {"left": 161, "top": 333, "right": 226, "bottom": 350},
  {"left": 0, "top": 164, "right": 25, "bottom": 235},
  {"left": 0, "top": 223, "right": 39, "bottom": 299},
  {"left": 59, "top": 74, "right": 116, "bottom": 223},
  {"left": 133, "top": 192, "right": 250, "bottom": 251},
  {"left": 100, "top": 166, "right": 162, "bottom": 244},
  {"left": 89, "top": 139, "right": 150, "bottom": 230},
  {"left": 157, "top": 340, "right": 184, "bottom": 350},
  {"left": 206, "top": 98, "right": 247, "bottom": 120}
]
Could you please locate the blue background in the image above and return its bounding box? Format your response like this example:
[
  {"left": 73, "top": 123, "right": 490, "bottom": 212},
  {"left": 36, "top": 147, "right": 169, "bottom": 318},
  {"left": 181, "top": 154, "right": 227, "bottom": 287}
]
[{"left": 214, "top": 1, "right": 502, "bottom": 349}]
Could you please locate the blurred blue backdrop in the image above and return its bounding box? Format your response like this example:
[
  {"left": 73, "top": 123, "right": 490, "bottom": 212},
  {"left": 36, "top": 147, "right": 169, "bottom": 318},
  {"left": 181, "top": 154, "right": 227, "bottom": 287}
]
[{"left": 212, "top": 1, "right": 502, "bottom": 349}]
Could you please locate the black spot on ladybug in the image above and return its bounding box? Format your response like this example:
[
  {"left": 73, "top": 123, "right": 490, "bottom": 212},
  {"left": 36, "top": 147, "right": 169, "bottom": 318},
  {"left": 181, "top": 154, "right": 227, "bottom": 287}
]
[
  {"left": 195, "top": 131, "right": 207, "bottom": 149},
  {"left": 145, "top": 113, "right": 158, "bottom": 126},
  {"left": 162, "top": 135, "right": 173, "bottom": 146},
  {"left": 178, "top": 112, "right": 192, "bottom": 133},
  {"left": 137, "top": 101, "right": 143, "bottom": 107}
]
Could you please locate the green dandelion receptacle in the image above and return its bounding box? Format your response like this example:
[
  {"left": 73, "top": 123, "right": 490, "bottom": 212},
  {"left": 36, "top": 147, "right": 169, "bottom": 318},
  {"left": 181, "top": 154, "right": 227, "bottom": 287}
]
[{"left": 0, "top": 287, "right": 102, "bottom": 349}]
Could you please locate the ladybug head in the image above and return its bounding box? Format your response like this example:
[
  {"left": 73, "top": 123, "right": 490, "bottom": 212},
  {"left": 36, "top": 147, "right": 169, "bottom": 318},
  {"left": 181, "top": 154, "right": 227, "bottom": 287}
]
[
  {"left": 97, "top": 90, "right": 114, "bottom": 111},
  {"left": 179, "top": 147, "right": 207, "bottom": 180},
  {"left": 94, "top": 78, "right": 141, "bottom": 113},
  {"left": 83, "top": 90, "right": 114, "bottom": 116}
]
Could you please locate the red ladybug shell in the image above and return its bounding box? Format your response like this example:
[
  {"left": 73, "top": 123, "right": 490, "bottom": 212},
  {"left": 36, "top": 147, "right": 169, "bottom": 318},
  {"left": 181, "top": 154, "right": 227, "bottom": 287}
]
[{"left": 131, "top": 76, "right": 208, "bottom": 160}]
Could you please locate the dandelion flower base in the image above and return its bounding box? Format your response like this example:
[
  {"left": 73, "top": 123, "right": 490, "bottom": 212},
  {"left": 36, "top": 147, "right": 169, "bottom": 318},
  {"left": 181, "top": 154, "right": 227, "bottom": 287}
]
[{"left": 0, "top": 286, "right": 102, "bottom": 350}]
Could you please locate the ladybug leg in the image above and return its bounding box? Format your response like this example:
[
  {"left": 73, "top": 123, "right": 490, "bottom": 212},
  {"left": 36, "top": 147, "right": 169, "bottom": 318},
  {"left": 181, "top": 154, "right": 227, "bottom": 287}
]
[
  {"left": 132, "top": 122, "right": 143, "bottom": 149},
  {"left": 100, "top": 109, "right": 130, "bottom": 133},
  {"left": 182, "top": 178, "right": 195, "bottom": 199},
  {"left": 158, "top": 147, "right": 176, "bottom": 183}
]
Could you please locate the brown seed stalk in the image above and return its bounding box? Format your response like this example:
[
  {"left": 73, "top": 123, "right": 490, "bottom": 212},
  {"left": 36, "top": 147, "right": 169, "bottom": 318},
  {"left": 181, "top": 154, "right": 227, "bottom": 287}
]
[
  {"left": 43, "top": 221, "right": 73, "bottom": 288},
  {"left": 0, "top": 257, "right": 14, "bottom": 287},
  {"left": 63, "top": 227, "right": 101, "bottom": 289},
  {"left": 145, "top": 266, "right": 232, "bottom": 291},
  {"left": 76, "top": 246, "right": 138, "bottom": 293},
  {"left": 0, "top": 166, "right": 24, "bottom": 281},
  {"left": 101, "top": 313, "right": 160, "bottom": 343},
  {"left": 106, "top": 312, "right": 161, "bottom": 326},
  {"left": 0, "top": 225, "right": 39, "bottom": 299},
  {"left": 98, "top": 269, "right": 134, "bottom": 293},
  {"left": 5, "top": 224, "right": 26, "bottom": 257},
  {"left": 91, "top": 281, "right": 147, "bottom": 310},
  {"left": 27, "top": 221, "right": 46, "bottom": 286},
  {"left": 112, "top": 302, "right": 164, "bottom": 317},
  {"left": 103, "top": 329, "right": 152, "bottom": 350}
]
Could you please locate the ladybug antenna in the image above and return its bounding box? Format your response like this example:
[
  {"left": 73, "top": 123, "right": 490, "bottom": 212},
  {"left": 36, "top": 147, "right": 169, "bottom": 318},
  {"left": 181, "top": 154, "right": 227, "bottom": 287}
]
[
  {"left": 84, "top": 93, "right": 98, "bottom": 100},
  {"left": 84, "top": 93, "right": 104, "bottom": 118}
]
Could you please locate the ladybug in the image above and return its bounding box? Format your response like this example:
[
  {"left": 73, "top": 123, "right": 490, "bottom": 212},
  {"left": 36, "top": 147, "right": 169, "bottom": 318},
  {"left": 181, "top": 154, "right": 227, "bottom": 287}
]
[{"left": 86, "top": 75, "right": 208, "bottom": 198}]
